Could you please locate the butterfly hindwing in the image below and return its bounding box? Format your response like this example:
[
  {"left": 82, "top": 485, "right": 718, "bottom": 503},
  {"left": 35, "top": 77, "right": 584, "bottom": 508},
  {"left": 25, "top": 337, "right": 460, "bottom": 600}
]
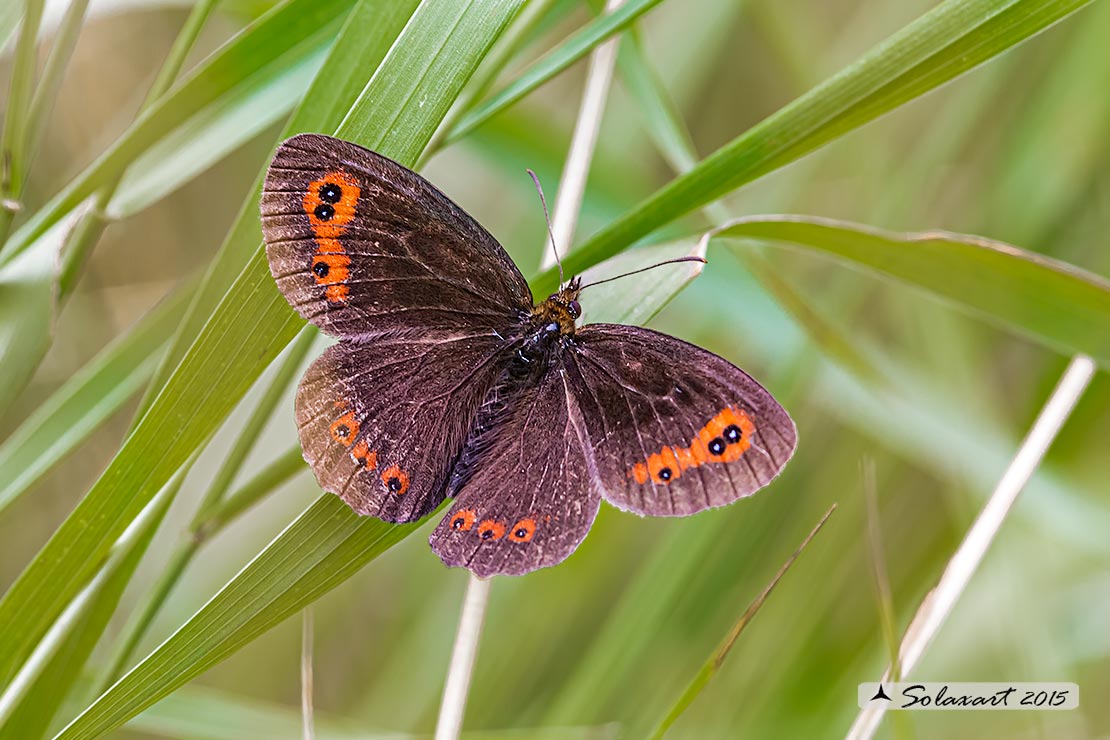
[
  {"left": 262, "top": 133, "right": 532, "bottom": 338},
  {"left": 295, "top": 333, "right": 508, "bottom": 522},
  {"left": 429, "top": 363, "right": 601, "bottom": 577},
  {"left": 565, "top": 324, "right": 797, "bottom": 516}
]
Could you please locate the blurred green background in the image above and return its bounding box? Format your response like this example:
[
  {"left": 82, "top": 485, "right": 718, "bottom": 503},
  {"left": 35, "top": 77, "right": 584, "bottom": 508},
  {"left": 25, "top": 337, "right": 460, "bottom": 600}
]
[{"left": 0, "top": 0, "right": 1108, "bottom": 738}]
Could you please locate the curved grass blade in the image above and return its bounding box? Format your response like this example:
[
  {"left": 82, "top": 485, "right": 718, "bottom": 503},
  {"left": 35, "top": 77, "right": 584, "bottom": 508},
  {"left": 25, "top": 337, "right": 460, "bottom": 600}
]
[
  {"left": 54, "top": 496, "right": 415, "bottom": 740},
  {"left": 713, "top": 215, "right": 1110, "bottom": 367},
  {"left": 531, "top": 0, "right": 1097, "bottom": 296},
  {"left": 616, "top": 27, "right": 886, "bottom": 386}
]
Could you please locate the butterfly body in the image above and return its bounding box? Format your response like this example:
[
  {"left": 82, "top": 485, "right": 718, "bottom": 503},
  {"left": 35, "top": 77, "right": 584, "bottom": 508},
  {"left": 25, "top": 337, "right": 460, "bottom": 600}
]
[{"left": 263, "top": 133, "right": 796, "bottom": 577}]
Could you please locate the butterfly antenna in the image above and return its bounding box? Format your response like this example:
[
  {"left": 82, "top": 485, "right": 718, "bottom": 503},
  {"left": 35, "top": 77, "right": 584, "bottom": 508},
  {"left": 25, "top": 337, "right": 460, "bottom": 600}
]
[
  {"left": 527, "top": 169, "right": 564, "bottom": 287},
  {"left": 578, "top": 255, "right": 707, "bottom": 291}
]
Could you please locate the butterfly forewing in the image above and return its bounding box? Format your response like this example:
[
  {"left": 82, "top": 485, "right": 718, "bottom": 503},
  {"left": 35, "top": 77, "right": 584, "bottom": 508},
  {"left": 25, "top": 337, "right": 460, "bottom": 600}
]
[
  {"left": 565, "top": 324, "right": 796, "bottom": 516},
  {"left": 262, "top": 134, "right": 532, "bottom": 338},
  {"left": 296, "top": 333, "right": 508, "bottom": 522},
  {"left": 429, "top": 365, "right": 601, "bottom": 577}
]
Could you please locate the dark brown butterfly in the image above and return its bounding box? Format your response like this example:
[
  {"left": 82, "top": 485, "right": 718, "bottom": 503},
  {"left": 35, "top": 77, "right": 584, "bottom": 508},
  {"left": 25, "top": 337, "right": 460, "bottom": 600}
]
[{"left": 262, "top": 133, "right": 796, "bottom": 578}]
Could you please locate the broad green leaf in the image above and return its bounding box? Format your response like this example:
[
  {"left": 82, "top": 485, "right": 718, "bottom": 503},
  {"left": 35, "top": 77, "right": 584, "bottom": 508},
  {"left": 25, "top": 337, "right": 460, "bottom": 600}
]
[
  {"left": 446, "top": 0, "right": 668, "bottom": 145},
  {"left": 0, "top": 0, "right": 357, "bottom": 264},
  {"left": 8, "top": 0, "right": 522, "bottom": 728},
  {"left": 713, "top": 215, "right": 1110, "bottom": 367},
  {"left": 532, "top": 0, "right": 1098, "bottom": 296},
  {"left": 0, "top": 280, "right": 192, "bottom": 513}
]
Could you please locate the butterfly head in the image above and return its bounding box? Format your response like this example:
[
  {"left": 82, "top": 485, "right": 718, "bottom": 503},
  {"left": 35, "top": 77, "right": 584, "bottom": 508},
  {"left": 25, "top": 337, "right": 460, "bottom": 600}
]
[{"left": 534, "top": 275, "right": 583, "bottom": 335}]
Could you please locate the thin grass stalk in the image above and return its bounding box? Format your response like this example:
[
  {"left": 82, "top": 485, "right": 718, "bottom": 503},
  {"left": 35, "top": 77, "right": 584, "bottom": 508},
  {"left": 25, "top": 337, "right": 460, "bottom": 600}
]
[
  {"left": 301, "top": 607, "right": 315, "bottom": 740},
  {"left": 862, "top": 458, "right": 900, "bottom": 682},
  {"left": 189, "top": 326, "right": 317, "bottom": 526},
  {"left": 0, "top": 0, "right": 46, "bottom": 240},
  {"left": 24, "top": 0, "right": 91, "bottom": 180},
  {"left": 434, "top": 575, "right": 491, "bottom": 740},
  {"left": 645, "top": 505, "right": 837, "bottom": 740},
  {"left": 545, "top": 0, "right": 624, "bottom": 268},
  {"left": 845, "top": 354, "right": 1097, "bottom": 740}
]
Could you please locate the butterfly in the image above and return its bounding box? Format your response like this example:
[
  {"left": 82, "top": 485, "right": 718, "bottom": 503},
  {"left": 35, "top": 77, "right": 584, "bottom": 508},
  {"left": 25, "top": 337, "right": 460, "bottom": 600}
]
[{"left": 261, "top": 133, "right": 797, "bottom": 578}]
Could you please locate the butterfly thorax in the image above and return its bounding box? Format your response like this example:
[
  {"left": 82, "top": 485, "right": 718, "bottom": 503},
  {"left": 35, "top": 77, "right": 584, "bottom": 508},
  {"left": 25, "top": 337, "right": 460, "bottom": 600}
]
[{"left": 531, "top": 279, "right": 582, "bottom": 337}]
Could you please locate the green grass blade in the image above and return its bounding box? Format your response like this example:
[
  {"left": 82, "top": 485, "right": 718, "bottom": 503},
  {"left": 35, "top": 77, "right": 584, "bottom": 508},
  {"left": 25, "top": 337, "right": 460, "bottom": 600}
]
[
  {"left": 97, "top": 329, "right": 316, "bottom": 686},
  {"left": 0, "top": 0, "right": 357, "bottom": 264},
  {"left": 646, "top": 505, "right": 836, "bottom": 739},
  {"left": 532, "top": 0, "right": 1097, "bottom": 296},
  {"left": 714, "top": 215, "right": 1110, "bottom": 367},
  {"left": 197, "top": 444, "right": 308, "bottom": 537},
  {"left": 0, "top": 0, "right": 44, "bottom": 240},
  {"left": 0, "top": 279, "right": 192, "bottom": 513},
  {"left": 445, "top": 0, "right": 669, "bottom": 145}
]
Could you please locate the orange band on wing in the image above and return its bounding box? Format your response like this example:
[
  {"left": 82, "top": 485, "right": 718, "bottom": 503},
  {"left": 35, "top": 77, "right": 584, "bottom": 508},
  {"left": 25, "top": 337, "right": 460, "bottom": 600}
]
[
  {"left": 626, "top": 407, "right": 756, "bottom": 485},
  {"left": 303, "top": 170, "right": 361, "bottom": 303}
]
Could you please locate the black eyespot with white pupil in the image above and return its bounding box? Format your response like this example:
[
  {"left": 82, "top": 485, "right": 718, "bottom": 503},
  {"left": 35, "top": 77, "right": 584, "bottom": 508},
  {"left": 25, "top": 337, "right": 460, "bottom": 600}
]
[
  {"left": 387, "top": 477, "right": 403, "bottom": 492},
  {"left": 515, "top": 527, "right": 529, "bottom": 538},
  {"left": 319, "top": 183, "right": 342, "bottom": 203},
  {"left": 312, "top": 260, "right": 329, "bottom": 277},
  {"left": 314, "top": 203, "right": 335, "bottom": 221},
  {"left": 481, "top": 529, "right": 495, "bottom": 540},
  {"left": 708, "top": 438, "right": 726, "bottom": 455},
  {"left": 335, "top": 425, "right": 349, "bottom": 438},
  {"left": 724, "top": 425, "right": 742, "bottom": 443},
  {"left": 658, "top": 467, "right": 673, "bottom": 481}
]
